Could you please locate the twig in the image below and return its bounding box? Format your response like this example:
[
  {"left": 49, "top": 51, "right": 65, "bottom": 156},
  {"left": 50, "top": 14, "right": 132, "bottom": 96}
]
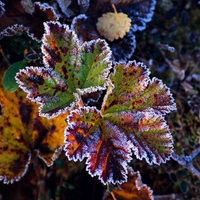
[
  {"left": 171, "top": 147, "right": 200, "bottom": 179},
  {"left": 154, "top": 193, "right": 176, "bottom": 200}
]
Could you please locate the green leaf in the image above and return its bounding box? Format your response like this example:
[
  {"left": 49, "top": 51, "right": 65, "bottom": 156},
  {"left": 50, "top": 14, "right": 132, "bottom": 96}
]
[
  {"left": 3, "top": 60, "right": 30, "bottom": 92},
  {"left": 16, "top": 21, "right": 111, "bottom": 118},
  {"left": 65, "top": 60, "right": 176, "bottom": 184},
  {"left": 179, "top": 181, "right": 189, "bottom": 194},
  {"left": 102, "top": 61, "right": 176, "bottom": 115}
]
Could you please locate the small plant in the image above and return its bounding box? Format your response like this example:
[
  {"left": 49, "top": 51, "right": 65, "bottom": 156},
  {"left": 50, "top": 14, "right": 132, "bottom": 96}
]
[{"left": 0, "top": 21, "right": 176, "bottom": 186}]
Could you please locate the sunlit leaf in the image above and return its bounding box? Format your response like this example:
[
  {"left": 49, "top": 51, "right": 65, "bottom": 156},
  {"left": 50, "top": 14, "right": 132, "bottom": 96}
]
[
  {"left": 103, "top": 167, "right": 153, "bottom": 200},
  {"left": 0, "top": 68, "right": 68, "bottom": 183},
  {"left": 16, "top": 21, "right": 111, "bottom": 118}
]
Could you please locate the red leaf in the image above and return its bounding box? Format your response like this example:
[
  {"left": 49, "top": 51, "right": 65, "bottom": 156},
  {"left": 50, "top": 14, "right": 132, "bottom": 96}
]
[{"left": 64, "top": 107, "right": 133, "bottom": 184}]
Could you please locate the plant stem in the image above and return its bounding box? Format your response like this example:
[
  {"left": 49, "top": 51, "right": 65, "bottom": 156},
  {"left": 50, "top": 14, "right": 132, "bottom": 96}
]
[{"left": 112, "top": 4, "right": 117, "bottom": 13}]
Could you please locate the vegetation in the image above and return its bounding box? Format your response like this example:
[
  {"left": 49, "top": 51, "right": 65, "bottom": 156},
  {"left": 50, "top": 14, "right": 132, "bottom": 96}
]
[{"left": 0, "top": 0, "right": 200, "bottom": 199}]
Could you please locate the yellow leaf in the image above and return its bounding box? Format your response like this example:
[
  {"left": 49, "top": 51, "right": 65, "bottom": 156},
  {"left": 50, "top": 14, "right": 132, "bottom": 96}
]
[
  {"left": 96, "top": 6, "right": 131, "bottom": 41},
  {"left": 0, "top": 67, "right": 69, "bottom": 183}
]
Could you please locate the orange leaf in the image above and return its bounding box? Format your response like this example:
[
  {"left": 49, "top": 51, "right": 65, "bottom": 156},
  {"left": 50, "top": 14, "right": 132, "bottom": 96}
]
[{"left": 103, "top": 167, "right": 153, "bottom": 200}]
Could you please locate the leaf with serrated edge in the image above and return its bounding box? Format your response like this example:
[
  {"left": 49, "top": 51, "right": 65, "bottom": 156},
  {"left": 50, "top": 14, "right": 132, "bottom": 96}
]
[
  {"left": 104, "top": 110, "right": 173, "bottom": 165},
  {"left": 16, "top": 21, "right": 111, "bottom": 118},
  {"left": 103, "top": 167, "right": 153, "bottom": 200},
  {"left": 65, "top": 60, "right": 176, "bottom": 184},
  {"left": 102, "top": 61, "right": 176, "bottom": 115},
  {"left": 64, "top": 107, "right": 133, "bottom": 184},
  {"left": 101, "top": 61, "right": 175, "bottom": 165}
]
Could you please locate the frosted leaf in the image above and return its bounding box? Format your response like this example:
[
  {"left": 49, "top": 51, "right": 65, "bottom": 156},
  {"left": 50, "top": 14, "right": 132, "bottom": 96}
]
[
  {"left": 64, "top": 59, "right": 176, "bottom": 184},
  {"left": 64, "top": 107, "right": 133, "bottom": 184},
  {"left": 120, "top": 0, "right": 157, "bottom": 32},
  {"left": 56, "top": 0, "right": 75, "bottom": 17},
  {"left": 16, "top": 21, "right": 111, "bottom": 118},
  {"left": 101, "top": 61, "right": 176, "bottom": 165},
  {"left": 108, "top": 29, "right": 136, "bottom": 62},
  {"left": 0, "top": 1, "right": 58, "bottom": 41}
]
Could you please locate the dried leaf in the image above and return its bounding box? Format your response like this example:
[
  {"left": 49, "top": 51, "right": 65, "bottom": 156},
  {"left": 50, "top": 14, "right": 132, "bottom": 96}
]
[
  {"left": 103, "top": 167, "right": 153, "bottom": 200},
  {"left": 97, "top": 11, "right": 131, "bottom": 41},
  {"left": 16, "top": 21, "right": 111, "bottom": 118}
]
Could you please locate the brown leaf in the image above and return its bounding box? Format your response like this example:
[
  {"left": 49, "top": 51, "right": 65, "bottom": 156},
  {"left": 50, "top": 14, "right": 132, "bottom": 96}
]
[{"left": 103, "top": 167, "right": 153, "bottom": 200}]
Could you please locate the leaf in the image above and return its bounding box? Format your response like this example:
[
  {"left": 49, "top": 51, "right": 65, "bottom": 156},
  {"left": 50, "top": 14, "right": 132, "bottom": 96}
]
[
  {"left": 179, "top": 181, "right": 189, "bottom": 194},
  {"left": 119, "top": 0, "right": 157, "bottom": 32},
  {"left": 102, "top": 61, "right": 176, "bottom": 116},
  {"left": 3, "top": 60, "right": 30, "bottom": 92},
  {"left": 56, "top": 0, "right": 74, "bottom": 18},
  {"left": 16, "top": 21, "right": 111, "bottom": 118},
  {"left": 65, "top": 60, "right": 176, "bottom": 184},
  {"left": 96, "top": 10, "right": 131, "bottom": 41},
  {"left": 0, "top": 88, "right": 31, "bottom": 184},
  {"left": 0, "top": 1, "right": 58, "bottom": 41},
  {"left": 108, "top": 29, "right": 136, "bottom": 62},
  {"left": 0, "top": 67, "right": 68, "bottom": 183},
  {"left": 103, "top": 167, "right": 153, "bottom": 200},
  {"left": 64, "top": 107, "right": 133, "bottom": 184}
]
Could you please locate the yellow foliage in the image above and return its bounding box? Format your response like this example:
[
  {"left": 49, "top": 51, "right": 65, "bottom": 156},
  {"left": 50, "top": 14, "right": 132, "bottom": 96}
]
[
  {"left": 96, "top": 7, "right": 131, "bottom": 41},
  {"left": 0, "top": 67, "right": 69, "bottom": 183}
]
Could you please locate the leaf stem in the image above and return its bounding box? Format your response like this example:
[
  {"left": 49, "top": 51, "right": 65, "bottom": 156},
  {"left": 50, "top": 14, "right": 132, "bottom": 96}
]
[
  {"left": 78, "top": 96, "right": 85, "bottom": 107},
  {"left": 110, "top": 191, "right": 117, "bottom": 200},
  {"left": 112, "top": 4, "right": 117, "bottom": 13}
]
